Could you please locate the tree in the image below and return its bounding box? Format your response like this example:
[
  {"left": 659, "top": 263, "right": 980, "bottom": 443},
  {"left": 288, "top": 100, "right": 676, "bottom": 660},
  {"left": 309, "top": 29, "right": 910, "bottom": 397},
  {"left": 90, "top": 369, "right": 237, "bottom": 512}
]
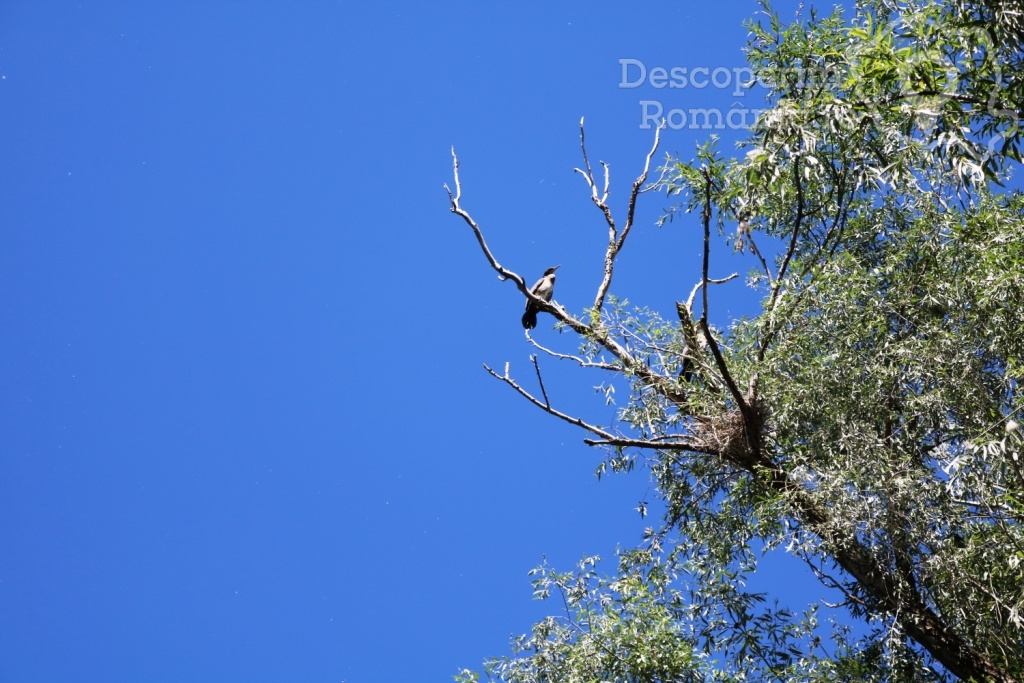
[{"left": 449, "top": 1, "right": 1024, "bottom": 680}]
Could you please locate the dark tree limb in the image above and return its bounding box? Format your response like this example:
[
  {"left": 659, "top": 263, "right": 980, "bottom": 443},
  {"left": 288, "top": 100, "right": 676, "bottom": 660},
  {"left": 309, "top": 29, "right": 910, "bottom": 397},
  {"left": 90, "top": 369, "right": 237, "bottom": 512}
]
[
  {"left": 583, "top": 435, "right": 721, "bottom": 456},
  {"left": 530, "top": 355, "right": 551, "bottom": 408},
  {"left": 697, "top": 167, "right": 749, "bottom": 414},
  {"left": 757, "top": 154, "right": 807, "bottom": 363}
]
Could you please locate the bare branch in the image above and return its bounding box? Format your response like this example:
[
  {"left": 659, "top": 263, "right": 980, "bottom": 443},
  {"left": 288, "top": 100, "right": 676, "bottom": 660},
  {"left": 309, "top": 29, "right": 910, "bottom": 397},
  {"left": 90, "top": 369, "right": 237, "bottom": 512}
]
[
  {"left": 685, "top": 273, "right": 739, "bottom": 315},
  {"left": 483, "top": 363, "right": 715, "bottom": 454},
  {"left": 527, "top": 334, "right": 621, "bottom": 371},
  {"left": 572, "top": 121, "right": 664, "bottom": 315},
  {"left": 449, "top": 147, "right": 700, "bottom": 429},
  {"left": 483, "top": 362, "right": 624, "bottom": 443},
  {"left": 531, "top": 354, "right": 551, "bottom": 408},
  {"left": 446, "top": 149, "right": 654, "bottom": 375},
  {"left": 446, "top": 147, "right": 528, "bottom": 291},
  {"left": 617, "top": 124, "right": 663, "bottom": 254},
  {"left": 447, "top": 148, "right": 595, "bottom": 337},
  {"left": 574, "top": 140, "right": 617, "bottom": 252},
  {"left": 575, "top": 117, "right": 601, "bottom": 203},
  {"left": 592, "top": 123, "right": 664, "bottom": 314}
]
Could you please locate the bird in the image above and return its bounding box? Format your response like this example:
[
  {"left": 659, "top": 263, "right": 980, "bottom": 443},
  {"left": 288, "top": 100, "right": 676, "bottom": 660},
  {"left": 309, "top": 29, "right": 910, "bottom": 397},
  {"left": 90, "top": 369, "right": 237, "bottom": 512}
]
[{"left": 522, "top": 266, "right": 560, "bottom": 329}]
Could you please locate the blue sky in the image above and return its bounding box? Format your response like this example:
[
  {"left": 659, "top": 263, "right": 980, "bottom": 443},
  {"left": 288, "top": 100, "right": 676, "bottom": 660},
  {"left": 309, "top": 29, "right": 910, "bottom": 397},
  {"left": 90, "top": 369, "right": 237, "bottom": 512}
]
[{"left": 1, "top": 2, "right": 813, "bottom": 681}]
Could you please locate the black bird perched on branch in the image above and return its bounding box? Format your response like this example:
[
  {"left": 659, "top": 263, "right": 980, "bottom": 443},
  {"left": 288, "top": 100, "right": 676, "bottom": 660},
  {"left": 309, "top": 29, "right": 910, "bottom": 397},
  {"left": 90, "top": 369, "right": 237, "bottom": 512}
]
[{"left": 522, "top": 266, "right": 560, "bottom": 329}]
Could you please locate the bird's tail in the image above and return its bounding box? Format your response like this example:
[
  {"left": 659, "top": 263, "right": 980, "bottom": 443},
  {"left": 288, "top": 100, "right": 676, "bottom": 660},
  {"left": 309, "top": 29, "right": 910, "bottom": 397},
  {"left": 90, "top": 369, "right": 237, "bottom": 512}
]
[{"left": 522, "top": 309, "right": 537, "bottom": 330}]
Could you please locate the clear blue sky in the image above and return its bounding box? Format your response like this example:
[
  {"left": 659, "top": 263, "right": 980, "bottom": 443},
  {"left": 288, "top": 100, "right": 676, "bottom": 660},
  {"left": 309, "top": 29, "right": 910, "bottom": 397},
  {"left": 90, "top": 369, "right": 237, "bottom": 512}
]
[{"left": 1, "top": 2, "right": 813, "bottom": 681}]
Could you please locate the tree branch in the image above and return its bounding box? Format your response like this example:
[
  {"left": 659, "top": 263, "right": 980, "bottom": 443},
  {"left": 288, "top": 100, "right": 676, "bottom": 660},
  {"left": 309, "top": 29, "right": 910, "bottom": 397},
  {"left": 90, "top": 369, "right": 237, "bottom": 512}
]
[
  {"left": 526, "top": 334, "right": 621, "bottom": 371},
  {"left": 483, "top": 362, "right": 622, "bottom": 443},
  {"left": 447, "top": 148, "right": 588, "bottom": 330},
  {"left": 483, "top": 362, "right": 716, "bottom": 455},
  {"left": 572, "top": 119, "right": 664, "bottom": 315},
  {"left": 583, "top": 435, "right": 721, "bottom": 456},
  {"left": 448, "top": 147, "right": 659, "bottom": 380},
  {"left": 698, "top": 167, "right": 749, "bottom": 412},
  {"left": 445, "top": 147, "right": 529, "bottom": 292},
  {"left": 617, "top": 123, "right": 664, "bottom": 254},
  {"left": 757, "top": 153, "right": 806, "bottom": 363},
  {"left": 531, "top": 354, "right": 551, "bottom": 408},
  {"left": 685, "top": 273, "right": 739, "bottom": 315}
]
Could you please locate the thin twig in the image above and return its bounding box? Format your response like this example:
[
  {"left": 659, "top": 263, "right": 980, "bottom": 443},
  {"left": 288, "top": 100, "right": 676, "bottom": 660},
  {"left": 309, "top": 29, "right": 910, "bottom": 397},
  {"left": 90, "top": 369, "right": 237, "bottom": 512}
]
[
  {"left": 483, "top": 362, "right": 623, "bottom": 442},
  {"left": 484, "top": 362, "right": 713, "bottom": 453},
  {"left": 744, "top": 231, "right": 773, "bottom": 285},
  {"left": 685, "top": 273, "right": 739, "bottom": 314},
  {"left": 576, "top": 117, "right": 603, "bottom": 203},
  {"left": 531, "top": 355, "right": 550, "bottom": 408},
  {"left": 574, "top": 122, "right": 617, "bottom": 263},
  {"left": 527, "top": 335, "right": 620, "bottom": 371}
]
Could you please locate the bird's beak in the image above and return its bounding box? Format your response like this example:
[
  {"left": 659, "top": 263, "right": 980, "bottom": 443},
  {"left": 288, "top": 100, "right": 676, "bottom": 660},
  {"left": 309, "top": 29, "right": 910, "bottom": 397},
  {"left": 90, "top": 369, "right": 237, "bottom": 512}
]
[{"left": 553, "top": 265, "right": 562, "bottom": 271}]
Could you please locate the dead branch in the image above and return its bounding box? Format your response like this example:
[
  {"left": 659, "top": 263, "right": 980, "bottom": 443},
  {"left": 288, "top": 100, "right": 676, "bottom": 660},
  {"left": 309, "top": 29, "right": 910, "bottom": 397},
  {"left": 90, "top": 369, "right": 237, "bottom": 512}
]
[
  {"left": 483, "top": 362, "right": 716, "bottom": 454},
  {"left": 449, "top": 145, "right": 718, "bottom": 448},
  {"left": 444, "top": 147, "right": 529, "bottom": 292},
  {"left": 483, "top": 362, "right": 625, "bottom": 442},
  {"left": 447, "top": 148, "right": 648, "bottom": 374},
  {"left": 575, "top": 117, "right": 612, "bottom": 208},
  {"left": 526, "top": 334, "right": 621, "bottom": 371},
  {"left": 619, "top": 123, "right": 664, "bottom": 255},
  {"left": 531, "top": 355, "right": 551, "bottom": 407},
  {"left": 573, "top": 119, "right": 664, "bottom": 314},
  {"left": 684, "top": 273, "right": 739, "bottom": 315},
  {"left": 446, "top": 148, "right": 589, "bottom": 333}
]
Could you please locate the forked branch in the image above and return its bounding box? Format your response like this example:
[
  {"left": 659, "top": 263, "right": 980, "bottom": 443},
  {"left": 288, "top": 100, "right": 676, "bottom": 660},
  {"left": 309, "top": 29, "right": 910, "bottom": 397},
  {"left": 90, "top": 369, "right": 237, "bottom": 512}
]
[
  {"left": 483, "top": 362, "right": 715, "bottom": 455},
  {"left": 448, "top": 144, "right": 720, "bottom": 450},
  {"left": 446, "top": 147, "right": 643, "bottom": 372},
  {"left": 573, "top": 118, "right": 664, "bottom": 313}
]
